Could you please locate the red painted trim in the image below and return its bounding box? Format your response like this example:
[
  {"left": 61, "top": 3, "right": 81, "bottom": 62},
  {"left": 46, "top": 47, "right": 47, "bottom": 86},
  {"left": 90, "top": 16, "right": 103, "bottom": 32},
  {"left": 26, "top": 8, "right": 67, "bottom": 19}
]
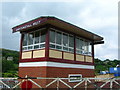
[
  {"left": 12, "top": 18, "right": 48, "bottom": 33},
  {"left": 74, "top": 35, "right": 76, "bottom": 61},
  {"left": 92, "top": 42, "right": 94, "bottom": 64},
  {"left": 19, "top": 57, "right": 47, "bottom": 62},
  {"left": 62, "top": 51, "right": 64, "bottom": 59},
  {"left": 45, "top": 27, "right": 50, "bottom": 59},
  {"left": 19, "top": 34, "right": 23, "bottom": 61},
  {"left": 20, "top": 57, "right": 94, "bottom": 66},
  {"left": 91, "top": 41, "right": 95, "bottom": 76},
  {"left": 19, "top": 33, "right": 23, "bottom": 76},
  {"left": 22, "top": 48, "right": 45, "bottom": 53},
  {"left": 84, "top": 55, "right": 86, "bottom": 62},
  {"left": 31, "top": 51, "right": 33, "bottom": 59},
  {"left": 20, "top": 25, "right": 47, "bottom": 34},
  {"left": 49, "top": 58, "right": 94, "bottom": 65}
]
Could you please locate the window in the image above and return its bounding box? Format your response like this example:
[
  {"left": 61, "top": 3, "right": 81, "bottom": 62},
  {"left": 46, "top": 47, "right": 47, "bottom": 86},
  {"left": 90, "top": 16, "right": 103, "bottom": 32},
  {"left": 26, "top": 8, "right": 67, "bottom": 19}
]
[
  {"left": 23, "top": 34, "right": 28, "bottom": 46},
  {"left": 49, "top": 28, "right": 91, "bottom": 55},
  {"left": 76, "top": 38, "right": 84, "bottom": 54},
  {"left": 68, "top": 74, "right": 82, "bottom": 82},
  {"left": 50, "top": 30, "right": 56, "bottom": 49},
  {"left": 22, "top": 29, "right": 46, "bottom": 51},
  {"left": 84, "top": 41, "right": 91, "bottom": 55},
  {"left": 88, "top": 42, "right": 92, "bottom": 54},
  {"left": 28, "top": 33, "right": 34, "bottom": 45},
  {"left": 80, "top": 39, "right": 84, "bottom": 50},
  {"left": 68, "top": 35, "right": 74, "bottom": 52},
  {"left": 34, "top": 31, "right": 40, "bottom": 44},
  {"left": 76, "top": 37, "right": 91, "bottom": 55},
  {"left": 56, "top": 32, "right": 62, "bottom": 45},
  {"left": 76, "top": 38, "right": 79, "bottom": 50},
  {"left": 63, "top": 33, "right": 68, "bottom": 51},
  {"left": 56, "top": 32, "right": 62, "bottom": 50},
  {"left": 41, "top": 31, "right": 46, "bottom": 43},
  {"left": 84, "top": 41, "right": 88, "bottom": 53},
  {"left": 34, "top": 45, "right": 39, "bottom": 49},
  {"left": 63, "top": 33, "right": 68, "bottom": 47},
  {"left": 69, "top": 35, "right": 74, "bottom": 48},
  {"left": 49, "top": 29, "right": 74, "bottom": 53},
  {"left": 40, "top": 30, "right": 46, "bottom": 48},
  {"left": 50, "top": 30, "right": 55, "bottom": 43}
]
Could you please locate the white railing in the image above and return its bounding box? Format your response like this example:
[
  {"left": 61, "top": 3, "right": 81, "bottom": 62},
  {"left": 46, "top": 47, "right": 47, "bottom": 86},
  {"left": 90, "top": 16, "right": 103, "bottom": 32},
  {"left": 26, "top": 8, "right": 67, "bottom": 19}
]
[{"left": 0, "top": 76, "right": 120, "bottom": 89}]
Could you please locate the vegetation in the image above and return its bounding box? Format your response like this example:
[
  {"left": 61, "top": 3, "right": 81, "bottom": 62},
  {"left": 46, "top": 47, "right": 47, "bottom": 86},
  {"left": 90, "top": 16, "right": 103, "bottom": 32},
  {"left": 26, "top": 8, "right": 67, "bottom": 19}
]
[
  {"left": 2, "top": 48, "right": 19, "bottom": 64},
  {"left": 1, "top": 48, "right": 19, "bottom": 77},
  {"left": 94, "top": 58, "right": 119, "bottom": 75},
  {"left": 1, "top": 48, "right": 120, "bottom": 77}
]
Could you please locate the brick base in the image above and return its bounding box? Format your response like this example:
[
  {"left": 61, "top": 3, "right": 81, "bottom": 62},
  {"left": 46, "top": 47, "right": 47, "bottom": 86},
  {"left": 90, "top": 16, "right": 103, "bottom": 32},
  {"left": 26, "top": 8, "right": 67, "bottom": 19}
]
[{"left": 19, "top": 66, "right": 94, "bottom": 88}]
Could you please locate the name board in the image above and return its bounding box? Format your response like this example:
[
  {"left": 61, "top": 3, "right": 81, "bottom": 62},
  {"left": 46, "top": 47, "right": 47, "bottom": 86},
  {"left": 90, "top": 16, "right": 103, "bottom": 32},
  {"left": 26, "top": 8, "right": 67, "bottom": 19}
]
[
  {"left": 68, "top": 74, "right": 82, "bottom": 82},
  {"left": 12, "top": 18, "right": 47, "bottom": 33}
]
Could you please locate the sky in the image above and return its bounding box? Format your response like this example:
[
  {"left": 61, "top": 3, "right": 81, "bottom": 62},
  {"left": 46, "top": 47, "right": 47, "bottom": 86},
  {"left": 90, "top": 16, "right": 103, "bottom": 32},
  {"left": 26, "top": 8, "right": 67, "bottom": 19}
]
[{"left": 1, "top": 0, "right": 119, "bottom": 60}]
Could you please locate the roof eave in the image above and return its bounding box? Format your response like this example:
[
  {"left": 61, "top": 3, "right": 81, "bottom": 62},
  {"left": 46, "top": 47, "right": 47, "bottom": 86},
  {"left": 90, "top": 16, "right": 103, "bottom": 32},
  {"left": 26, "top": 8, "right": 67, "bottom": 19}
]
[{"left": 12, "top": 16, "right": 103, "bottom": 41}]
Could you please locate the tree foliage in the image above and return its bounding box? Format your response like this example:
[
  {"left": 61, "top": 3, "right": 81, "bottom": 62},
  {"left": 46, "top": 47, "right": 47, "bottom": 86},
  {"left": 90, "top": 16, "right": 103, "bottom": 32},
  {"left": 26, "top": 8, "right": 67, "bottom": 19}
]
[
  {"left": 2, "top": 48, "right": 19, "bottom": 64},
  {"left": 94, "top": 58, "right": 120, "bottom": 75},
  {"left": 1, "top": 48, "right": 19, "bottom": 77}
]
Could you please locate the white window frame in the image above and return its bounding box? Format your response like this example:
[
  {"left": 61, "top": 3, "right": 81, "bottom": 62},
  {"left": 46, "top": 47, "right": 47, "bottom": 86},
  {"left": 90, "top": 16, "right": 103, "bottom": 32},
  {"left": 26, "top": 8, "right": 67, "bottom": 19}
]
[
  {"left": 22, "top": 28, "right": 46, "bottom": 51},
  {"left": 49, "top": 28, "right": 74, "bottom": 53},
  {"left": 76, "top": 36, "right": 92, "bottom": 56},
  {"left": 68, "top": 74, "right": 82, "bottom": 82}
]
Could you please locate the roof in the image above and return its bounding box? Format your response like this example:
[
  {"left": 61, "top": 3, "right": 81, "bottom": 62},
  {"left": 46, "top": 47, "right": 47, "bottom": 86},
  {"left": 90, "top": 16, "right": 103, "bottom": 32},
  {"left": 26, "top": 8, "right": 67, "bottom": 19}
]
[{"left": 12, "top": 16, "right": 103, "bottom": 41}]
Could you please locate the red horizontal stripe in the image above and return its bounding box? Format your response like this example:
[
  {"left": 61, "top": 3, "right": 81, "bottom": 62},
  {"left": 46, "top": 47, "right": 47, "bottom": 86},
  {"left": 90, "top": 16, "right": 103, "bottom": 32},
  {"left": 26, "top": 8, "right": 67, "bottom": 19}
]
[{"left": 20, "top": 57, "right": 94, "bottom": 66}]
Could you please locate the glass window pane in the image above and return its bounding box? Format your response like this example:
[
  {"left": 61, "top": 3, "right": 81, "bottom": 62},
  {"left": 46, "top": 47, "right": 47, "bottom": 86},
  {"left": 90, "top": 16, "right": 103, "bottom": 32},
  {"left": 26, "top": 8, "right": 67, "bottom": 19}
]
[
  {"left": 22, "top": 47, "right": 27, "bottom": 50},
  {"left": 69, "top": 35, "right": 74, "bottom": 47},
  {"left": 76, "top": 38, "right": 79, "bottom": 49},
  {"left": 63, "top": 33, "right": 68, "bottom": 46},
  {"left": 79, "top": 50, "right": 83, "bottom": 54},
  {"left": 40, "top": 44, "right": 45, "bottom": 48},
  {"left": 76, "top": 50, "right": 79, "bottom": 54},
  {"left": 28, "top": 46, "right": 33, "bottom": 50},
  {"left": 76, "top": 49, "right": 82, "bottom": 54},
  {"left": 50, "top": 44, "right": 55, "bottom": 49},
  {"left": 84, "top": 41, "right": 88, "bottom": 51},
  {"left": 41, "top": 31, "right": 46, "bottom": 43},
  {"left": 56, "top": 32, "right": 62, "bottom": 45},
  {"left": 88, "top": 42, "right": 91, "bottom": 52},
  {"left": 28, "top": 33, "right": 34, "bottom": 45},
  {"left": 34, "top": 45, "right": 39, "bottom": 49},
  {"left": 79, "top": 39, "right": 83, "bottom": 49},
  {"left": 23, "top": 34, "right": 28, "bottom": 46},
  {"left": 56, "top": 45, "right": 62, "bottom": 50},
  {"left": 34, "top": 31, "right": 40, "bottom": 44},
  {"left": 63, "top": 47, "right": 68, "bottom": 51},
  {"left": 69, "top": 48, "right": 74, "bottom": 53},
  {"left": 50, "top": 30, "right": 55, "bottom": 43}
]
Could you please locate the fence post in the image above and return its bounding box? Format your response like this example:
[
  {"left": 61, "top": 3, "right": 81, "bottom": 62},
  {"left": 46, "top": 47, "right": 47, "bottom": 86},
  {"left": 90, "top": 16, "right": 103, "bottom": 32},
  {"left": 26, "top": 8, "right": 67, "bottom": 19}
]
[
  {"left": 85, "top": 78, "right": 87, "bottom": 90},
  {"left": 57, "top": 78, "right": 59, "bottom": 90},
  {"left": 110, "top": 79, "right": 113, "bottom": 89}
]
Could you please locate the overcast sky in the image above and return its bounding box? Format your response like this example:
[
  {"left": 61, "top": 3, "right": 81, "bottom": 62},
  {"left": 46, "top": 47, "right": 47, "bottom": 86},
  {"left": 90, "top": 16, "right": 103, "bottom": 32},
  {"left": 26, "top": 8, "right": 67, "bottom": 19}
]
[{"left": 1, "top": 0, "right": 119, "bottom": 60}]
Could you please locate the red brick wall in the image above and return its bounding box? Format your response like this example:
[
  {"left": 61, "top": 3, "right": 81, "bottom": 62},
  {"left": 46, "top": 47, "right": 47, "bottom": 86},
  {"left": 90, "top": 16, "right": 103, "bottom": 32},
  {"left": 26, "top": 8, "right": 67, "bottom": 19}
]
[
  {"left": 19, "top": 67, "right": 47, "bottom": 88},
  {"left": 19, "top": 66, "right": 94, "bottom": 88},
  {"left": 46, "top": 66, "right": 94, "bottom": 78},
  {"left": 19, "top": 67, "right": 47, "bottom": 77}
]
